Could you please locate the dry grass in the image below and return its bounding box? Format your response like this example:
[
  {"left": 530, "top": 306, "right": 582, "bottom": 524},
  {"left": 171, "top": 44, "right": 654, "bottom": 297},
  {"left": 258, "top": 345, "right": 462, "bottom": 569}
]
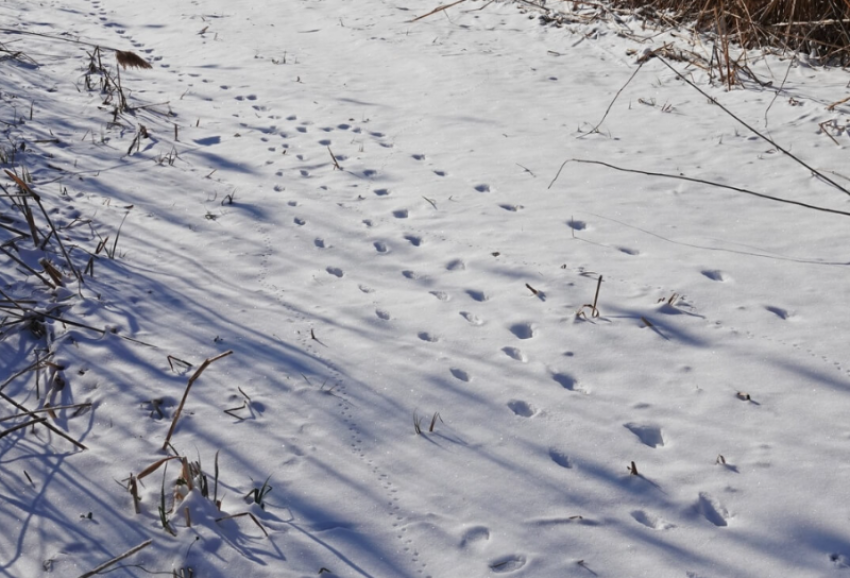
[{"left": 614, "top": 0, "right": 850, "bottom": 64}]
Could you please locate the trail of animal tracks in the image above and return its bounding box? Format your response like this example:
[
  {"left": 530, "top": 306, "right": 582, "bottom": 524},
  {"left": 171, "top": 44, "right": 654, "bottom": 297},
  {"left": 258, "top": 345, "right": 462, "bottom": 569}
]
[{"left": 3, "top": 0, "right": 850, "bottom": 577}]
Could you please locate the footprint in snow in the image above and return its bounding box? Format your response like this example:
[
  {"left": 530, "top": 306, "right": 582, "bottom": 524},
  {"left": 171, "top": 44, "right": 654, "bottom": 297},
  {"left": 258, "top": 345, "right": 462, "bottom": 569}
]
[
  {"left": 509, "top": 322, "right": 536, "bottom": 340},
  {"left": 694, "top": 492, "right": 730, "bottom": 527},
  {"left": 624, "top": 423, "right": 665, "bottom": 448},
  {"left": 376, "top": 309, "right": 391, "bottom": 320},
  {"left": 489, "top": 555, "right": 526, "bottom": 573},
  {"left": 466, "top": 289, "right": 488, "bottom": 302},
  {"left": 552, "top": 372, "right": 580, "bottom": 391},
  {"left": 451, "top": 368, "right": 471, "bottom": 382},
  {"left": 418, "top": 332, "right": 439, "bottom": 342},
  {"left": 701, "top": 269, "right": 730, "bottom": 282},
  {"left": 374, "top": 188, "right": 391, "bottom": 196},
  {"left": 374, "top": 241, "right": 389, "bottom": 253},
  {"left": 430, "top": 291, "right": 450, "bottom": 301},
  {"left": 548, "top": 448, "right": 572, "bottom": 468},
  {"left": 507, "top": 400, "right": 536, "bottom": 417},
  {"left": 314, "top": 238, "right": 326, "bottom": 249},
  {"left": 567, "top": 219, "right": 587, "bottom": 231},
  {"left": 474, "top": 184, "right": 491, "bottom": 193},
  {"left": 460, "top": 311, "right": 483, "bottom": 325},
  {"left": 502, "top": 347, "right": 527, "bottom": 362},
  {"left": 393, "top": 209, "right": 409, "bottom": 219},
  {"left": 403, "top": 234, "right": 422, "bottom": 247},
  {"left": 460, "top": 525, "right": 490, "bottom": 548},
  {"left": 765, "top": 305, "right": 792, "bottom": 320},
  {"left": 294, "top": 217, "right": 306, "bottom": 226},
  {"left": 326, "top": 267, "right": 344, "bottom": 278},
  {"left": 631, "top": 510, "right": 675, "bottom": 530},
  {"left": 446, "top": 259, "right": 465, "bottom": 271}
]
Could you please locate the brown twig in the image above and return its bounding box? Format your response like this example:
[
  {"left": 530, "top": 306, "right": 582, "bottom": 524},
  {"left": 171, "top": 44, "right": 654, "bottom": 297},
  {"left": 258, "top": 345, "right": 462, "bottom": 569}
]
[
  {"left": 409, "top": 0, "right": 467, "bottom": 22},
  {"left": 162, "top": 350, "right": 233, "bottom": 450}
]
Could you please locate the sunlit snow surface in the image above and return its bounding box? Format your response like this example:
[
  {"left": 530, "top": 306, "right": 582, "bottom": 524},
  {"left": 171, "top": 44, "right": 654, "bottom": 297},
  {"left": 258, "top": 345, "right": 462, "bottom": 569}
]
[{"left": 2, "top": 1, "right": 850, "bottom": 577}]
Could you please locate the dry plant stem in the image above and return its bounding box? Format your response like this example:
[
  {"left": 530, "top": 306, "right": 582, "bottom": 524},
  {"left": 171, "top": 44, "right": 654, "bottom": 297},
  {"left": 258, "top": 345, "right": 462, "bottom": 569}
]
[
  {"left": 76, "top": 539, "right": 153, "bottom": 578},
  {"left": 580, "top": 62, "right": 644, "bottom": 137},
  {"left": 568, "top": 158, "right": 850, "bottom": 218},
  {"left": 655, "top": 57, "right": 850, "bottom": 198},
  {"left": 215, "top": 512, "right": 269, "bottom": 537},
  {"left": 409, "top": 0, "right": 467, "bottom": 22},
  {"left": 0, "top": 391, "right": 87, "bottom": 449},
  {"left": 162, "top": 350, "right": 233, "bottom": 450},
  {"left": 0, "top": 402, "right": 91, "bottom": 422},
  {"left": 0, "top": 417, "right": 47, "bottom": 439},
  {"left": 5, "top": 170, "right": 83, "bottom": 284}
]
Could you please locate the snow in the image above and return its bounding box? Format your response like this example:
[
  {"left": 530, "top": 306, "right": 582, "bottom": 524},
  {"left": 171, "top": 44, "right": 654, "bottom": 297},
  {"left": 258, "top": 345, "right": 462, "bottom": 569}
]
[{"left": 2, "top": 0, "right": 850, "bottom": 577}]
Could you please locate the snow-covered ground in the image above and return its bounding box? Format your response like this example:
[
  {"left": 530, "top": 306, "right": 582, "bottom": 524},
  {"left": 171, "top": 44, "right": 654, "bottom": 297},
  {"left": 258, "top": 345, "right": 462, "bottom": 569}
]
[{"left": 3, "top": 1, "right": 850, "bottom": 576}]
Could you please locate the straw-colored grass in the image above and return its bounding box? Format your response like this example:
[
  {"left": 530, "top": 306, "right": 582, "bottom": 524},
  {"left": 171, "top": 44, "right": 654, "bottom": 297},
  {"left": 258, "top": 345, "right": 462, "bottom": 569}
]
[{"left": 617, "top": 0, "right": 850, "bottom": 63}]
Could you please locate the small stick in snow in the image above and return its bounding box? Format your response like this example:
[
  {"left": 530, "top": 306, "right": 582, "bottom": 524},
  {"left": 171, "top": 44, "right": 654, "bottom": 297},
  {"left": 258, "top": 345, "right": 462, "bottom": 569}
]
[
  {"left": 162, "top": 350, "right": 233, "bottom": 450},
  {"left": 628, "top": 461, "right": 639, "bottom": 476},
  {"left": 327, "top": 146, "right": 342, "bottom": 170},
  {"left": 577, "top": 275, "right": 602, "bottom": 319},
  {"left": 409, "top": 0, "right": 467, "bottom": 22},
  {"left": 76, "top": 539, "right": 153, "bottom": 578}
]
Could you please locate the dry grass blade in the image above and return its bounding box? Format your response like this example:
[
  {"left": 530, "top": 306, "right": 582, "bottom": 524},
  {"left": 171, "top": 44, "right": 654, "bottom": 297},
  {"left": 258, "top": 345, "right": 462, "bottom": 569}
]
[
  {"left": 568, "top": 158, "right": 850, "bottom": 218},
  {"left": 610, "top": 0, "right": 850, "bottom": 64},
  {"left": 162, "top": 350, "right": 233, "bottom": 450},
  {"left": 0, "top": 391, "right": 87, "bottom": 450},
  {"left": 215, "top": 511, "right": 270, "bottom": 538},
  {"left": 410, "top": 0, "right": 467, "bottom": 22},
  {"left": 0, "top": 417, "right": 47, "bottom": 439},
  {"left": 0, "top": 352, "right": 54, "bottom": 393},
  {"left": 0, "top": 402, "right": 91, "bottom": 423},
  {"left": 137, "top": 456, "right": 182, "bottom": 480},
  {"left": 76, "top": 539, "right": 153, "bottom": 578},
  {"left": 115, "top": 50, "right": 152, "bottom": 69}
]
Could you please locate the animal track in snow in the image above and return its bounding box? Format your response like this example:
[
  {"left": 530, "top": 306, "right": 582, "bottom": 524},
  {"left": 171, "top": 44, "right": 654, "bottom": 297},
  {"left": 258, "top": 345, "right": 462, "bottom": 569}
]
[
  {"left": 404, "top": 235, "right": 422, "bottom": 246},
  {"left": 624, "top": 423, "right": 665, "bottom": 448},
  {"left": 446, "top": 259, "right": 465, "bottom": 271},
  {"left": 374, "top": 188, "right": 391, "bottom": 196},
  {"left": 374, "top": 241, "right": 389, "bottom": 253},
  {"left": 695, "top": 492, "right": 730, "bottom": 527},
  {"left": 489, "top": 554, "right": 526, "bottom": 573},
  {"left": 460, "top": 525, "right": 490, "bottom": 548},
  {"left": 393, "top": 209, "right": 409, "bottom": 219},
  {"left": 502, "top": 347, "right": 527, "bottom": 362},
  {"left": 507, "top": 400, "right": 536, "bottom": 417},
  {"left": 326, "top": 267, "right": 344, "bottom": 278},
  {"left": 314, "top": 238, "right": 327, "bottom": 248},
  {"left": 460, "top": 311, "right": 483, "bottom": 325},
  {"left": 548, "top": 448, "right": 572, "bottom": 468},
  {"left": 631, "top": 510, "right": 675, "bottom": 530},
  {"left": 567, "top": 219, "right": 587, "bottom": 231},
  {"left": 465, "top": 289, "right": 488, "bottom": 302},
  {"left": 509, "top": 322, "right": 535, "bottom": 340},
  {"left": 376, "top": 309, "right": 391, "bottom": 320},
  {"left": 430, "top": 291, "right": 450, "bottom": 301},
  {"left": 701, "top": 269, "right": 729, "bottom": 282},
  {"left": 474, "top": 184, "right": 491, "bottom": 193},
  {"left": 618, "top": 246, "right": 640, "bottom": 255},
  {"left": 294, "top": 217, "right": 306, "bottom": 225},
  {"left": 765, "top": 305, "right": 792, "bottom": 320},
  {"left": 418, "top": 332, "right": 439, "bottom": 342},
  {"left": 552, "top": 372, "right": 580, "bottom": 391},
  {"left": 451, "top": 368, "right": 471, "bottom": 382}
]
